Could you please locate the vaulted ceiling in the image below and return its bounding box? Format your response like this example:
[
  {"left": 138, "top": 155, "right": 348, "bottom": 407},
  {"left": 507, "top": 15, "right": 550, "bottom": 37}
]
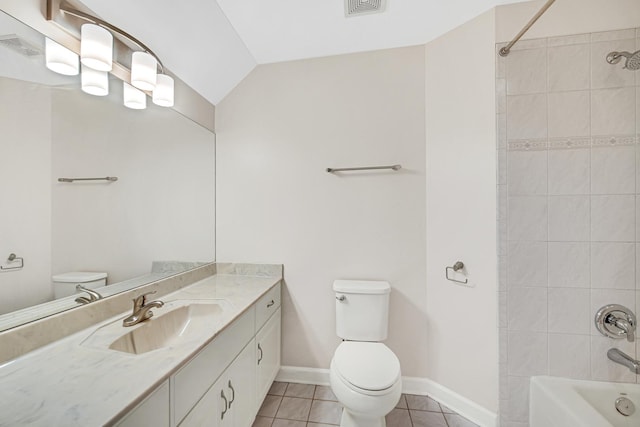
[{"left": 80, "top": 0, "right": 529, "bottom": 105}]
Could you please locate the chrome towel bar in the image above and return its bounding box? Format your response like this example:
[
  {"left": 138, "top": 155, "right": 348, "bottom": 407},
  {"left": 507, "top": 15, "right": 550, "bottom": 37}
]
[
  {"left": 58, "top": 177, "right": 118, "bottom": 183},
  {"left": 326, "top": 164, "right": 401, "bottom": 173}
]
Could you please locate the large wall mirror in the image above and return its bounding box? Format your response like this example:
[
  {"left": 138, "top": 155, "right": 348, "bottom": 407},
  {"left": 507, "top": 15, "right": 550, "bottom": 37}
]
[{"left": 0, "top": 9, "right": 216, "bottom": 331}]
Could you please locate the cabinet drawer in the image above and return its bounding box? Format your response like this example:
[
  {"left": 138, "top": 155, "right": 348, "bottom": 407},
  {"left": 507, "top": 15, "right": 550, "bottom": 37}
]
[
  {"left": 173, "top": 306, "right": 255, "bottom": 424},
  {"left": 255, "top": 282, "right": 281, "bottom": 331}
]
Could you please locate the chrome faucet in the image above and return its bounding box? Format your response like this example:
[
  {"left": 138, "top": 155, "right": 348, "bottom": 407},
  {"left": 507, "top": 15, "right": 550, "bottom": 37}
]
[
  {"left": 608, "top": 348, "right": 640, "bottom": 374},
  {"left": 122, "top": 291, "right": 164, "bottom": 327},
  {"left": 74, "top": 284, "right": 103, "bottom": 305}
]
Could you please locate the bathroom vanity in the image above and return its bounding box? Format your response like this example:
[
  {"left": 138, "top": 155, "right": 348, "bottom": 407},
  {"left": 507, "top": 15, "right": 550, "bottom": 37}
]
[{"left": 0, "top": 264, "right": 282, "bottom": 427}]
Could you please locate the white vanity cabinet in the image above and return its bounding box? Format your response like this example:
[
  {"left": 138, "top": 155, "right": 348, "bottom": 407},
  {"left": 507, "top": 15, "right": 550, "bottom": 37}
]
[{"left": 116, "top": 282, "right": 282, "bottom": 427}]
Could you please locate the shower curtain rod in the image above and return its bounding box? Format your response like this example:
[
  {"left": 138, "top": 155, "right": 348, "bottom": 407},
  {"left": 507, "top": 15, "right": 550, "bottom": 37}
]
[{"left": 499, "top": 0, "right": 556, "bottom": 56}]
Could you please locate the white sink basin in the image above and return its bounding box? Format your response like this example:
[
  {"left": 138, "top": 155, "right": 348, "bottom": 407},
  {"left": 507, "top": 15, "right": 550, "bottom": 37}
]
[
  {"left": 82, "top": 299, "right": 231, "bottom": 355},
  {"left": 531, "top": 376, "right": 640, "bottom": 427}
]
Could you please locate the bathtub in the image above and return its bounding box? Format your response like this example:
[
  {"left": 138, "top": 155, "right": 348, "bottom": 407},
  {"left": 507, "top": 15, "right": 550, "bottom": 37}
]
[{"left": 530, "top": 376, "right": 640, "bottom": 427}]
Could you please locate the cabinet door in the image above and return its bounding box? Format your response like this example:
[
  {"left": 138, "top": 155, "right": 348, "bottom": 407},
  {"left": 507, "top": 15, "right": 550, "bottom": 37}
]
[
  {"left": 174, "top": 307, "right": 255, "bottom": 424},
  {"left": 115, "top": 380, "right": 170, "bottom": 427},
  {"left": 180, "top": 340, "right": 257, "bottom": 427},
  {"left": 256, "top": 308, "right": 281, "bottom": 404},
  {"left": 225, "top": 339, "right": 257, "bottom": 427},
  {"left": 178, "top": 375, "right": 225, "bottom": 427}
]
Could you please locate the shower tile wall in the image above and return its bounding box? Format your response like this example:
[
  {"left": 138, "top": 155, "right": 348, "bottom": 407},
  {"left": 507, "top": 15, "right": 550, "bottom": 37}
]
[{"left": 497, "top": 28, "right": 640, "bottom": 427}]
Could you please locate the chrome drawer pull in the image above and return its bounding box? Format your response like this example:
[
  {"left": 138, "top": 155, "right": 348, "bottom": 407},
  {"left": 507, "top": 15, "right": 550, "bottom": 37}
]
[
  {"left": 221, "top": 390, "right": 228, "bottom": 419},
  {"left": 228, "top": 380, "right": 235, "bottom": 408}
]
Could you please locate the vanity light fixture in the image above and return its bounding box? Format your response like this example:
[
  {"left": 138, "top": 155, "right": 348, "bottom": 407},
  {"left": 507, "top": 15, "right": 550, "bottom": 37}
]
[
  {"left": 45, "top": 0, "right": 174, "bottom": 108},
  {"left": 45, "top": 37, "right": 79, "bottom": 75},
  {"left": 123, "top": 82, "right": 146, "bottom": 109}
]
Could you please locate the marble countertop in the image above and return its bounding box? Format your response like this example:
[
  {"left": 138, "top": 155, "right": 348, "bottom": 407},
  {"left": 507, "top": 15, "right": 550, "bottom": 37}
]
[{"left": 0, "top": 271, "right": 281, "bottom": 426}]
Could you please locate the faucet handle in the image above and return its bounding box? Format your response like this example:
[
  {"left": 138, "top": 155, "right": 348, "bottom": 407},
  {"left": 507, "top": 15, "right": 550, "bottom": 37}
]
[
  {"left": 596, "top": 304, "right": 636, "bottom": 342},
  {"left": 133, "top": 290, "right": 157, "bottom": 308}
]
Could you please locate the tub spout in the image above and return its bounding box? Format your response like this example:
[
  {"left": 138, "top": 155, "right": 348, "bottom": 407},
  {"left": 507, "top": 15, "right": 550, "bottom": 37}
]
[{"left": 607, "top": 348, "right": 640, "bottom": 374}]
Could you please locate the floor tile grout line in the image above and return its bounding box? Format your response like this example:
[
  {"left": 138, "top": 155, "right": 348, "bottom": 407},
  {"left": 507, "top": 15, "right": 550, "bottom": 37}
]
[
  {"left": 271, "top": 383, "right": 287, "bottom": 424},
  {"left": 306, "top": 385, "right": 316, "bottom": 422}
]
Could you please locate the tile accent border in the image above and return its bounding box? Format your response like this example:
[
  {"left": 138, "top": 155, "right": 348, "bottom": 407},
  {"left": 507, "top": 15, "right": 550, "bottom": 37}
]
[
  {"left": 276, "top": 366, "right": 497, "bottom": 427},
  {"left": 507, "top": 134, "right": 638, "bottom": 151}
]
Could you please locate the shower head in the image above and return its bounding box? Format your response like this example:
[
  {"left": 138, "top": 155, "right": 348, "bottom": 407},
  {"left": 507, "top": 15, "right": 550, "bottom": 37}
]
[{"left": 606, "top": 50, "right": 640, "bottom": 71}]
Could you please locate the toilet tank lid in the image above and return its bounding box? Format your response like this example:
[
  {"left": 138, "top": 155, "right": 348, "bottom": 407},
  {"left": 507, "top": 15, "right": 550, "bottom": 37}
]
[
  {"left": 333, "top": 280, "right": 390, "bottom": 294},
  {"left": 52, "top": 272, "right": 107, "bottom": 283}
]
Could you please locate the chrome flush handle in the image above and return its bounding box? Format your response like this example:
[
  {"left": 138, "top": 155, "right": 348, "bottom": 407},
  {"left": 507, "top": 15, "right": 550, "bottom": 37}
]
[{"left": 336, "top": 295, "right": 346, "bottom": 302}]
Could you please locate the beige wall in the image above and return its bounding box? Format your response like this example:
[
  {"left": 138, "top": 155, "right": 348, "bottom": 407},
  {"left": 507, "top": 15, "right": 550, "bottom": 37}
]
[
  {"left": 425, "top": 9, "right": 498, "bottom": 413},
  {"left": 216, "top": 47, "right": 428, "bottom": 376},
  {"left": 0, "top": 77, "right": 52, "bottom": 314}
]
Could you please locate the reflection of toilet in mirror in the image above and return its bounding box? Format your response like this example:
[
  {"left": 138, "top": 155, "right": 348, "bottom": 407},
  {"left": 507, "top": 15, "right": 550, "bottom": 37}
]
[
  {"left": 330, "top": 280, "right": 401, "bottom": 427},
  {"left": 52, "top": 272, "right": 107, "bottom": 299}
]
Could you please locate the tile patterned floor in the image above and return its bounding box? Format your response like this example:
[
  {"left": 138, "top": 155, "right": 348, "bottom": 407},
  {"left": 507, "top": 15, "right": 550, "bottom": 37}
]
[{"left": 253, "top": 382, "right": 479, "bottom": 427}]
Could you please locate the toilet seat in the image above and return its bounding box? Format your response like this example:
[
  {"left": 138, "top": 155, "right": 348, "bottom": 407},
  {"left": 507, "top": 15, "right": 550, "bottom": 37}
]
[{"left": 332, "top": 342, "right": 400, "bottom": 395}]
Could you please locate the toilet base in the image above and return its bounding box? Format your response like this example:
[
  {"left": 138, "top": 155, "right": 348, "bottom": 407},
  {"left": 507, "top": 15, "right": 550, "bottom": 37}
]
[{"left": 340, "top": 408, "right": 386, "bottom": 427}]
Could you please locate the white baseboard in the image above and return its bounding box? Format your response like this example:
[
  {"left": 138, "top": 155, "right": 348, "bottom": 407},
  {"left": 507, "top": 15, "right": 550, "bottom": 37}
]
[
  {"left": 276, "top": 366, "right": 497, "bottom": 427},
  {"left": 276, "top": 365, "right": 331, "bottom": 386}
]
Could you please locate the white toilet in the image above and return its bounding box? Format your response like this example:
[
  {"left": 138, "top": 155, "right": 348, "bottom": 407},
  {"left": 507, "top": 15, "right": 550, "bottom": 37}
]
[
  {"left": 330, "top": 280, "right": 402, "bottom": 427},
  {"left": 52, "top": 272, "right": 108, "bottom": 299}
]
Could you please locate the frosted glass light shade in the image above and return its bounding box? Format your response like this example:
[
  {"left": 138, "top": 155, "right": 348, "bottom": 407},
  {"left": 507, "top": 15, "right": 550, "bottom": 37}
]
[
  {"left": 80, "top": 24, "right": 113, "bottom": 71},
  {"left": 153, "top": 74, "right": 174, "bottom": 107},
  {"left": 131, "top": 52, "right": 157, "bottom": 91},
  {"left": 123, "top": 82, "right": 146, "bottom": 109},
  {"left": 81, "top": 65, "right": 109, "bottom": 96},
  {"left": 45, "top": 38, "right": 78, "bottom": 76}
]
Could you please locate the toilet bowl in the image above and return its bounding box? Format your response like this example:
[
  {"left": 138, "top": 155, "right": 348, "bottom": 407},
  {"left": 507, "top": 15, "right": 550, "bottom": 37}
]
[
  {"left": 330, "top": 280, "right": 402, "bottom": 427},
  {"left": 330, "top": 341, "right": 402, "bottom": 427}
]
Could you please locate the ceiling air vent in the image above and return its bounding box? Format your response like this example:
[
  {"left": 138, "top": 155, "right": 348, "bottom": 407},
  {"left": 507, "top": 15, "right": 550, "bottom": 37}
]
[{"left": 345, "top": 0, "right": 386, "bottom": 17}]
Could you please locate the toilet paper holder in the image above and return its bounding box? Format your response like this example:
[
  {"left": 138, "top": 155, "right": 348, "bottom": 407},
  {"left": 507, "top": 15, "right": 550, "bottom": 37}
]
[
  {"left": 445, "top": 261, "right": 467, "bottom": 284},
  {"left": 0, "top": 253, "right": 24, "bottom": 271}
]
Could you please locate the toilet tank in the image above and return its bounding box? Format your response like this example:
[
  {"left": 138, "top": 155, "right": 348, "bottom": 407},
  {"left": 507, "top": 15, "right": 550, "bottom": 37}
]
[
  {"left": 52, "top": 272, "right": 108, "bottom": 299},
  {"left": 334, "top": 280, "right": 390, "bottom": 341}
]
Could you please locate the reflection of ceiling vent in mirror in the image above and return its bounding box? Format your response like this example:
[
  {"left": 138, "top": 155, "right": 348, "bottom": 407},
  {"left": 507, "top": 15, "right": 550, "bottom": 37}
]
[
  {"left": 345, "top": 0, "right": 386, "bottom": 17},
  {"left": 0, "top": 34, "right": 43, "bottom": 57}
]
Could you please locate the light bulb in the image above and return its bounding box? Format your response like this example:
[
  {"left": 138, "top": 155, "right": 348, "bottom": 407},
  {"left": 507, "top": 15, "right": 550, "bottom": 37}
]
[
  {"left": 123, "top": 82, "right": 146, "bottom": 109},
  {"left": 80, "top": 24, "right": 113, "bottom": 72},
  {"left": 81, "top": 64, "right": 109, "bottom": 96},
  {"left": 45, "top": 38, "right": 79, "bottom": 76},
  {"left": 153, "top": 74, "right": 174, "bottom": 107},
  {"left": 131, "top": 52, "right": 157, "bottom": 91}
]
